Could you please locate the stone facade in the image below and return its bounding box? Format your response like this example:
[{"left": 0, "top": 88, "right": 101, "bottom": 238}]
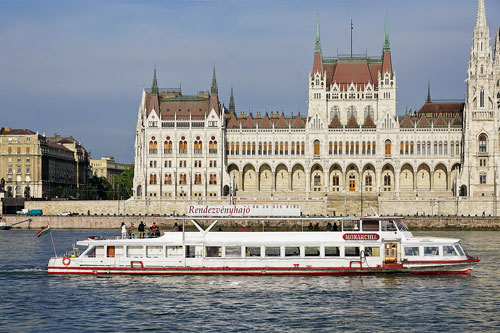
[
  {"left": 90, "top": 156, "right": 129, "bottom": 184},
  {"left": 0, "top": 128, "right": 90, "bottom": 199},
  {"left": 132, "top": 1, "right": 500, "bottom": 216}
]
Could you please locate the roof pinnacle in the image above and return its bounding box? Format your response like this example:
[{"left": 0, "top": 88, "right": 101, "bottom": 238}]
[
  {"left": 229, "top": 85, "right": 235, "bottom": 113},
  {"left": 151, "top": 64, "right": 159, "bottom": 95},
  {"left": 383, "top": 11, "right": 390, "bottom": 51},
  {"left": 211, "top": 64, "right": 218, "bottom": 96},
  {"left": 476, "top": 0, "right": 487, "bottom": 28},
  {"left": 314, "top": 13, "right": 321, "bottom": 53}
]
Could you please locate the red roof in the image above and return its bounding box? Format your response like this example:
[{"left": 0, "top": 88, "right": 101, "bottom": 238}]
[
  {"left": 275, "top": 114, "right": 288, "bottom": 128},
  {"left": 329, "top": 114, "right": 342, "bottom": 128},
  {"left": 47, "top": 141, "right": 71, "bottom": 151},
  {"left": 313, "top": 52, "right": 322, "bottom": 75},
  {"left": 324, "top": 60, "right": 381, "bottom": 90},
  {"left": 363, "top": 114, "right": 376, "bottom": 128},
  {"left": 416, "top": 115, "right": 431, "bottom": 128},
  {"left": 291, "top": 114, "right": 306, "bottom": 128},
  {"left": 451, "top": 113, "right": 462, "bottom": 127},
  {"left": 399, "top": 114, "right": 414, "bottom": 128},
  {"left": 345, "top": 115, "right": 359, "bottom": 128},
  {"left": 227, "top": 112, "right": 239, "bottom": 128},
  {"left": 382, "top": 51, "right": 392, "bottom": 76},
  {"left": 417, "top": 102, "right": 464, "bottom": 116},
  {"left": 241, "top": 114, "right": 256, "bottom": 128},
  {"left": 433, "top": 114, "right": 448, "bottom": 127},
  {"left": 259, "top": 114, "right": 272, "bottom": 128},
  {"left": 0, "top": 128, "right": 36, "bottom": 135}
]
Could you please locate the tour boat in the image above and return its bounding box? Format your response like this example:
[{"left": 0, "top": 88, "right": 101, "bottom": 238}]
[{"left": 47, "top": 217, "right": 479, "bottom": 275}]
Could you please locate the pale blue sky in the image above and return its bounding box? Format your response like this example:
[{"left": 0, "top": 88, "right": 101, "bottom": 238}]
[{"left": 1, "top": 0, "right": 499, "bottom": 163}]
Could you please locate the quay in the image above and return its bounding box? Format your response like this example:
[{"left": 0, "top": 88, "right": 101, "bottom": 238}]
[{"left": 2, "top": 215, "right": 500, "bottom": 231}]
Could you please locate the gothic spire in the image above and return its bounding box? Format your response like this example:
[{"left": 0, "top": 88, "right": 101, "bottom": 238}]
[
  {"left": 314, "top": 13, "right": 321, "bottom": 53},
  {"left": 229, "top": 85, "right": 235, "bottom": 113},
  {"left": 383, "top": 12, "right": 390, "bottom": 51},
  {"left": 476, "top": 0, "right": 487, "bottom": 28},
  {"left": 151, "top": 64, "right": 159, "bottom": 95},
  {"left": 211, "top": 64, "right": 218, "bottom": 96},
  {"left": 426, "top": 81, "right": 432, "bottom": 103}
]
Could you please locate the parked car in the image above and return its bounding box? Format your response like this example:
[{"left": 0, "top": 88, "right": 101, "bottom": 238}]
[
  {"left": 27, "top": 209, "right": 43, "bottom": 216},
  {"left": 16, "top": 209, "right": 29, "bottom": 215},
  {"left": 59, "top": 211, "right": 71, "bottom": 216}
]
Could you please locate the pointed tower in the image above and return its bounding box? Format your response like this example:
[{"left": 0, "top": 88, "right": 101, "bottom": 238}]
[
  {"left": 229, "top": 85, "right": 235, "bottom": 113},
  {"left": 377, "top": 13, "right": 397, "bottom": 125},
  {"left": 460, "top": 0, "right": 497, "bottom": 198},
  {"left": 151, "top": 65, "right": 159, "bottom": 95},
  {"left": 307, "top": 14, "right": 327, "bottom": 127},
  {"left": 209, "top": 65, "right": 220, "bottom": 116},
  {"left": 426, "top": 81, "right": 432, "bottom": 103}
]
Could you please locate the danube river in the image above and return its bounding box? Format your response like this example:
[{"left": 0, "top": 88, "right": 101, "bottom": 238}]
[{"left": 0, "top": 229, "right": 499, "bottom": 331}]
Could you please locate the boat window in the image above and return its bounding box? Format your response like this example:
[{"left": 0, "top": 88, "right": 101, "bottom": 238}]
[
  {"left": 381, "top": 220, "right": 397, "bottom": 231},
  {"left": 85, "top": 246, "right": 96, "bottom": 258},
  {"left": 325, "top": 246, "right": 340, "bottom": 256},
  {"left": 265, "top": 247, "right": 281, "bottom": 257},
  {"left": 345, "top": 247, "right": 360, "bottom": 257},
  {"left": 342, "top": 220, "right": 359, "bottom": 231},
  {"left": 127, "top": 246, "right": 144, "bottom": 258},
  {"left": 404, "top": 247, "right": 420, "bottom": 256},
  {"left": 168, "top": 246, "right": 183, "bottom": 257},
  {"left": 305, "top": 247, "right": 320, "bottom": 256},
  {"left": 185, "top": 245, "right": 196, "bottom": 258},
  {"left": 225, "top": 246, "right": 242, "bottom": 257},
  {"left": 362, "top": 220, "right": 379, "bottom": 231},
  {"left": 443, "top": 246, "right": 458, "bottom": 256},
  {"left": 245, "top": 247, "right": 261, "bottom": 257},
  {"left": 147, "top": 246, "right": 163, "bottom": 258},
  {"left": 424, "top": 246, "right": 439, "bottom": 256},
  {"left": 364, "top": 247, "right": 380, "bottom": 257},
  {"left": 394, "top": 220, "right": 408, "bottom": 231},
  {"left": 285, "top": 247, "right": 300, "bottom": 257},
  {"left": 206, "top": 246, "right": 222, "bottom": 258},
  {"left": 454, "top": 244, "right": 465, "bottom": 256},
  {"left": 106, "top": 246, "right": 115, "bottom": 258}
]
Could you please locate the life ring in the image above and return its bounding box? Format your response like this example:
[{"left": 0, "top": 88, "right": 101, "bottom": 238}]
[{"left": 62, "top": 257, "right": 71, "bottom": 266}]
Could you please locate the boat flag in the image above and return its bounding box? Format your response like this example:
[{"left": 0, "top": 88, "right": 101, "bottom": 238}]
[{"left": 37, "top": 225, "right": 51, "bottom": 238}]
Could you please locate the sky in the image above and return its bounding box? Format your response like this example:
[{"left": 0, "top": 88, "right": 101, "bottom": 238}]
[{"left": 1, "top": 0, "right": 499, "bottom": 163}]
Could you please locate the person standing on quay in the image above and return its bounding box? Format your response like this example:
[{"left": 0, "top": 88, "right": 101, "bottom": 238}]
[
  {"left": 121, "top": 222, "right": 127, "bottom": 239},
  {"left": 138, "top": 221, "right": 145, "bottom": 239}
]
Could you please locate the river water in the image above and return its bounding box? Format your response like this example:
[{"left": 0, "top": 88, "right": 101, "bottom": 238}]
[{"left": 0, "top": 230, "right": 499, "bottom": 332}]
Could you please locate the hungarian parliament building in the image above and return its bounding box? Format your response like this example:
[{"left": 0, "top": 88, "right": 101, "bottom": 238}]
[{"left": 133, "top": 0, "right": 500, "bottom": 208}]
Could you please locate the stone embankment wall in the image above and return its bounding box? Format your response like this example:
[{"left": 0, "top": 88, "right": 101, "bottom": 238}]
[
  {"left": 3, "top": 215, "right": 500, "bottom": 230},
  {"left": 21, "top": 195, "right": 500, "bottom": 217}
]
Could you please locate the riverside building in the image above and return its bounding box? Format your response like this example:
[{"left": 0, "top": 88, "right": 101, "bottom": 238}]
[{"left": 133, "top": 0, "right": 500, "bottom": 216}]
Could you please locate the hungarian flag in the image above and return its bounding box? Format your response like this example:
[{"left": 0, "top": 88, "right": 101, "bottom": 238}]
[{"left": 37, "top": 225, "right": 50, "bottom": 238}]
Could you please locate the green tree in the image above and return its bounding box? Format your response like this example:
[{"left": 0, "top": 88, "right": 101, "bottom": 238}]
[
  {"left": 113, "top": 165, "right": 134, "bottom": 199},
  {"left": 89, "top": 176, "right": 113, "bottom": 200},
  {"left": 55, "top": 185, "right": 64, "bottom": 198}
]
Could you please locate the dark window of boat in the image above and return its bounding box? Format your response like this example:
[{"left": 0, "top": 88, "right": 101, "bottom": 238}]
[
  {"left": 424, "top": 246, "right": 439, "bottom": 256},
  {"left": 325, "top": 246, "right": 340, "bottom": 256},
  {"left": 342, "top": 220, "right": 359, "bottom": 231},
  {"left": 345, "top": 247, "right": 360, "bottom": 257},
  {"left": 305, "top": 247, "right": 320, "bottom": 256},
  {"left": 454, "top": 244, "right": 465, "bottom": 256},
  {"left": 85, "top": 246, "right": 96, "bottom": 258},
  {"left": 265, "top": 247, "right": 281, "bottom": 257},
  {"left": 225, "top": 246, "right": 242, "bottom": 257},
  {"left": 443, "top": 246, "right": 458, "bottom": 256},
  {"left": 185, "top": 245, "right": 196, "bottom": 258},
  {"left": 206, "top": 246, "right": 222, "bottom": 257},
  {"left": 381, "top": 220, "right": 397, "bottom": 232},
  {"left": 285, "top": 247, "right": 300, "bottom": 257},
  {"left": 362, "top": 220, "right": 379, "bottom": 231},
  {"left": 245, "top": 247, "right": 261, "bottom": 257},
  {"left": 404, "top": 247, "right": 419, "bottom": 256},
  {"left": 394, "top": 220, "right": 408, "bottom": 231},
  {"left": 364, "top": 246, "right": 380, "bottom": 256}
]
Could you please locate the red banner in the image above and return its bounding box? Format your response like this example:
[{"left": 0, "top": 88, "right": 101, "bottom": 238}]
[{"left": 343, "top": 233, "right": 380, "bottom": 241}]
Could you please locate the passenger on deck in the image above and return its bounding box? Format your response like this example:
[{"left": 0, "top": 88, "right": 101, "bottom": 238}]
[
  {"left": 326, "top": 222, "right": 332, "bottom": 231},
  {"left": 173, "top": 222, "right": 179, "bottom": 232},
  {"left": 333, "top": 223, "right": 339, "bottom": 231},
  {"left": 314, "top": 223, "right": 320, "bottom": 231},
  {"left": 154, "top": 225, "right": 160, "bottom": 237},
  {"left": 308, "top": 222, "right": 313, "bottom": 231},
  {"left": 138, "top": 221, "right": 145, "bottom": 239},
  {"left": 121, "top": 222, "right": 127, "bottom": 239},
  {"left": 128, "top": 223, "right": 135, "bottom": 238},
  {"left": 152, "top": 222, "right": 158, "bottom": 237}
]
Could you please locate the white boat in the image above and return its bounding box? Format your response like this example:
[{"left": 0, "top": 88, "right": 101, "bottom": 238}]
[{"left": 47, "top": 217, "right": 479, "bottom": 275}]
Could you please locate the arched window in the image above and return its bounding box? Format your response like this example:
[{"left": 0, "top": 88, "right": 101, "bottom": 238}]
[
  {"left": 372, "top": 141, "right": 376, "bottom": 154},
  {"left": 301, "top": 142, "right": 305, "bottom": 155},
  {"left": 164, "top": 136, "right": 173, "bottom": 154},
  {"left": 349, "top": 174, "right": 356, "bottom": 192},
  {"left": 362, "top": 141, "right": 366, "bottom": 155},
  {"left": 179, "top": 136, "right": 187, "bottom": 154},
  {"left": 259, "top": 142, "right": 263, "bottom": 155},
  {"left": 350, "top": 141, "right": 355, "bottom": 155},
  {"left": 339, "top": 141, "right": 343, "bottom": 155},
  {"left": 291, "top": 141, "right": 295, "bottom": 155},
  {"left": 479, "top": 134, "right": 487, "bottom": 153},
  {"left": 451, "top": 142, "right": 455, "bottom": 156},
  {"left": 209, "top": 136, "right": 217, "bottom": 154},
  {"left": 149, "top": 137, "right": 158, "bottom": 154},
  {"left": 313, "top": 140, "right": 320, "bottom": 156},
  {"left": 242, "top": 142, "right": 246, "bottom": 155},
  {"left": 345, "top": 142, "right": 350, "bottom": 155},
  {"left": 252, "top": 142, "right": 256, "bottom": 155},
  {"left": 209, "top": 173, "right": 217, "bottom": 185},
  {"left": 330, "top": 105, "right": 340, "bottom": 120},
  {"left": 347, "top": 106, "right": 357, "bottom": 121},
  {"left": 364, "top": 105, "right": 374, "bottom": 121},
  {"left": 194, "top": 136, "right": 202, "bottom": 154},
  {"left": 280, "top": 142, "right": 284, "bottom": 155},
  {"left": 410, "top": 141, "right": 414, "bottom": 154},
  {"left": 480, "top": 88, "right": 485, "bottom": 108},
  {"left": 179, "top": 173, "right": 187, "bottom": 185},
  {"left": 365, "top": 175, "right": 372, "bottom": 192},
  {"left": 332, "top": 175, "right": 340, "bottom": 191},
  {"left": 149, "top": 173, "right": 157, "bottom": 185},
  {"left": 194, "top": 173, "right": 202, "bottom": 185},
  {"left": 164, "top": 173, "right": 172, "bottom": 185},
  {"left": 314, "top": 174, "right": 321, "bottom": 186},
  {"left": 444, "top": 142, "right": 448, "bottom": 155},
  {"left": 264, "top": 142, "right": 268, "bottom": 155},
  {"left": 355, "top": 141, "right": 359, "bottom": 155},
  {"left": 385, "top": 140, "right": 391, "bottom": 155},
  {"left": 439, "top": 141, "right": 443, "bottom": 155},
  {"left": 367, "top": 141, "right": 371, "bottom": 155},
  {"left": 383, "top": 174, "right": 391, "bottom": 191},
  {"left": 230, "top": 142, "right": 235, "bottom": 155},
  {"left": 417, "top": 141, "right": 421, "bottom": 155}
]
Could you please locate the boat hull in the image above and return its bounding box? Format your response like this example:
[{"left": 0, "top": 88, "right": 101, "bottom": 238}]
[{"left": 47, "top": 259, "right": 478, "bottom": 275}]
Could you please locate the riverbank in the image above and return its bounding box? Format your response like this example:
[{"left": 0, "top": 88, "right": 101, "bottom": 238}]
[{"left": 2, "top": 215, "right": 500, "bottom": 231}]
